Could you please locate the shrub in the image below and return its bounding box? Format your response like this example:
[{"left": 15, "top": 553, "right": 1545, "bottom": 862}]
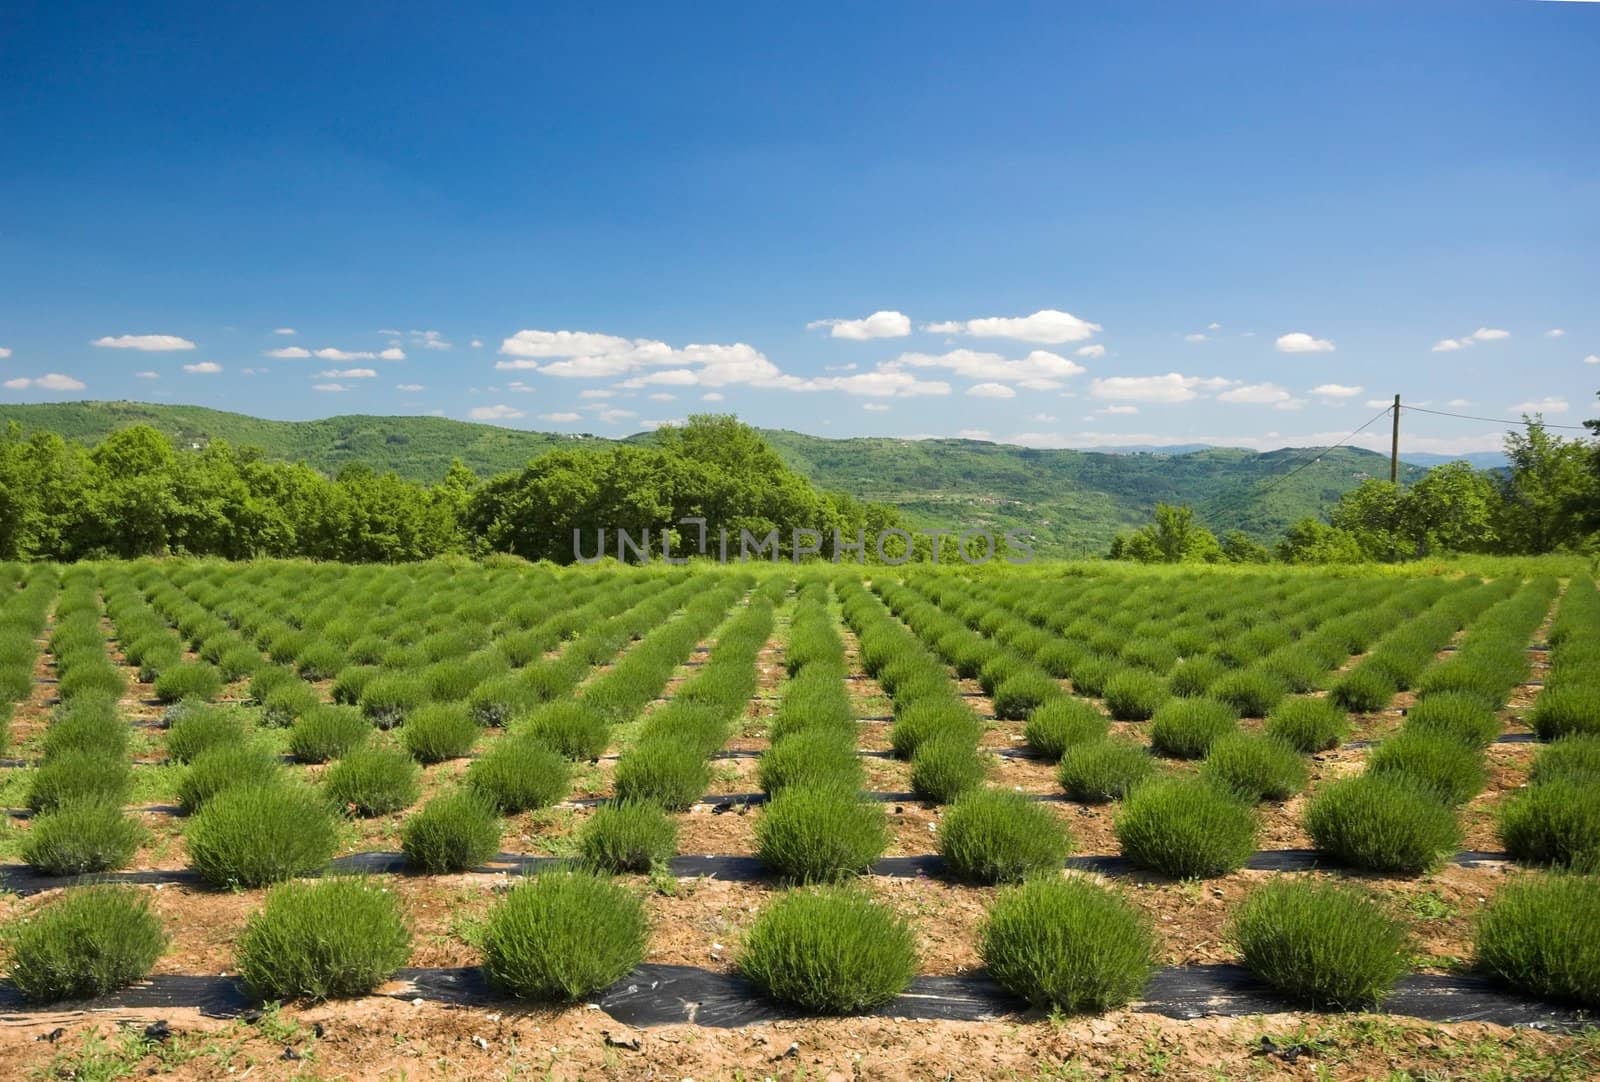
[
  {"left": 152, "top": 662, "right": 224, "bottom": 705},
  {"left": 888, "top": 700, "right": 982, "bottom": 760},
  {"left": 330, "top": 665, "right": 380, "bottom": 707},
  {"left": 980, "top": 876, "right": 1156, "bottom": 1013},
  {"left": 1209, "top": 670, "right": 1286, "bottom": 718},
  {"left": 1102, "top": 670, "right": 1167, "bottom": 722},
  {"left": 1330, "top": 668, "right": 1396, "bottom": 714},
  {"left": 235, "top": 877, "right": 409, "bottom": 1003},
  {"left": 580, "top": 801, "right": 679, "bottom": 873},
  {"left": 1265, "top": 697, "right": 1350, "bottom": 753},
  {"left": 481, "top": 871, "right": 648, "bottom": 1001},
  {"left": 1201, "top": 732, "right": 1308, "bottom": 802},
  {"left": 217, "top": 643, "right": 262, "bottom": 681},
  {"left": 1231, "top": 879, "right": 1410, "bottom": 1009},
  {"left": 1498, "top": 781, "right": 1600, "bottom": 871},
  {"left": 521, "top": 701, "right": 609, "bottom": 760},
  {"left": 1057, "top": 739, "right": 1155, "bottom": 803},
  {"left": 1368, "top": 731, "right": 1486, "bottom": 806},
  {"left": 400, "top": 703, "right": 479, "bottom": 763},
  {"left": 992, "top": 672, "right": 1060, "bottom": 721},
  {"left": 288, "top": 704, "right": 372, "bottom": 764},
  {"left": 1305, "top": 775, "right": 1462, "bottom": 874},
  {"left": 360, "top": 673, "right": 423, "bottom": 729},
  {"left": 294, "top": 642, "right": 345, "bottom": 682},
  {"left": 1067, "top": 654, "right": 1117, "bottom": 698},
  {"left": 467, "top": 736, "right": 571, "bottom": 813},
  {"left": 757, "top": 785, "right": 888, "bottom": 882},
  {"left": 1529, "top": 736, "right": 1600, "bottom": 788},
  {"left": 186, "top": 783, "right": 339, "bottom": 888},
  {"left": 27, "top": 752, "right": 133, "bottom": 814},
  {"left": 1149, "top": 698, "right": 1238, "bottom": 759},
  {"left": 938, "top": 788, "right": 1070, "bottom": 884},
  {"left": 324, "top": 746, "right": 421, "bottom": 817},
  {"left": 22, "top": 801, "right": 146, "bottom": 875},
  {"left": 612, "top": 737, "right": 709, "bottom": 811},
  {"left": 740, "top": 886, "right": 918, "bottom": 1013},
  {"left": 402, "top": 789, "right": 502, "bottom": 873},
  {"left": 178, "top": 743, "right": 282, "bottom": 814},
  {"left": 5, "top": 886, "right": 167, "bottom": 1003},
  {"left": 248, "top": 664, "right": 297, "bottom": 705},
  {"left": 1024, "top": 699, "right": 1109, "bottom": 762},
  {"left": 1405, "top": 692, "right": 1502, "bottom": 749},
  {"left": 41, "top": 703, "right": 128, "bottom": 761},
  {"left": 759, "top": 731, "right": 862, "bottom": 794},
  {"left": 1116, "top": 777, "right": 1258, "bottom": 878},
  {"left": 1475, "top": 873, "right": 1600, "bottom": 1008},
  {"left": 167, "top": 706, "right": 248, "bottom": 764},
  {"left": 467, "top": 674, "right": 534, "bottom": 727},
  {"left": 910, "top": 736, "right": 987, "bottom": 804},
  {"left": 1529, "top": 686, "right": 1600, "bottom": 741},
  {"left": 1168, "top": 656, "right": 1228, "bottom": 699}
]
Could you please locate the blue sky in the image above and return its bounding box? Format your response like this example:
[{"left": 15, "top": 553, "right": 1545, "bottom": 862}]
[{"left": 1, "top": 1, "right": 1596, "bottom": 458}]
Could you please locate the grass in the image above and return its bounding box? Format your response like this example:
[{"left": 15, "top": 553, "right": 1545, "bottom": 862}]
[
  {"left": 937, "top": 787, "right": 1070, "bottom": 884},
  {"left": 1498, "top": 781, "right": 1600, "bottom": 871},
  {"left": 22, "top": 801, "right": 147, "bottom": 876},
  {"left": 1305, "top": 775, "right": 1463, "bottom": 874},
  {"left": 481, "top": 870, "right": 648, "bottom": 1001},
  {"left": 1056, "top": 738, "right": 1155, "bottom": 803},
  {"left": 980, "top": 875, "right": 1156, "bottom": 1013},
  {"left": 324, "top": 745, "right": 422, "bottom": 817},
  {"left": 580, "top": 800, "right": 679, "bottom": 873},
  {"left": 756, "top": 784, "right": 888, "bottom": 882},
  {"left": 1265, "top": 696, "right": 1350, "bottom": 753},
  {"left": 466, "top": 735, "right": 572, "bottom": 813},
  {"left": 1200, "top": 732, "right": 1308, "bottom": 802},
  {"left": 1115, "top": 776, "right": 1258, "bottom": 879},
  {"left": 185, "top": 782, "right": 340, "bottom": 888},
  {"left": 1475, "top": 872, "right": 1600, "bottom": 1008},
  {"left": 5, "top": 885, "right": 168, "bottom": 1003},
  {"left": 1368, "top": 731, "right": 1487, "bottom": 806},
  {"left": 739, "top": 886, "right": 918, "bottom": 1013},
  {"left": 1231, "top": 878, "right": 1411, "bottom": 1009},
  {"left": 1024, "top": 698, "right": 1109, "bottom": 762},
  {"left": 235, "top": 877, "right": 411, "bottom": 1002},
  {"left": 401, "top": 789, "right": 502, "bottom": 873},
  {"left": 1149, "top": 697, "right": 1238, "bottom": 759}
]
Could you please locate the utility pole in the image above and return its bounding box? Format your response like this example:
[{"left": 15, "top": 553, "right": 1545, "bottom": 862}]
[{"left": 1389, "top": 394, "right": 1401, "bottom": 484}]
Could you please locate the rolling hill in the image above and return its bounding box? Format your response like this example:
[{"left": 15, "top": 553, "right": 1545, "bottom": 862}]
[{"left": 0, "top": 400, "right": 1433, "bottom": 557}]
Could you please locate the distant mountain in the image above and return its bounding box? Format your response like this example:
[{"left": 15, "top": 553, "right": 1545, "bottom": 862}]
[
  {"left": 1, "top": 401, "right": 1433, "bottom": 558},
  {"left": 1399, "top": 451, "right": 1509, "bottom": 470}
]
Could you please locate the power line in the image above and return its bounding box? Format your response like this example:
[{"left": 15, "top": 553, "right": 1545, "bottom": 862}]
[
  {"left": 1252, "top": 402, "right": 1398, "bottom": 497},
  {"left": 1400, "top": 404, "right": 1590, "bottom": 431}
]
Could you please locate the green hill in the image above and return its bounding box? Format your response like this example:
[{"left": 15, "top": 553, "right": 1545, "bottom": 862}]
[{"left": 0, "top": 400, "right": 1427, "bottom": 557}]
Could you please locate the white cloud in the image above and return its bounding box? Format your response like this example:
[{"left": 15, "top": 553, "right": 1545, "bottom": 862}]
[
  {"left": 1075, "top": 344, "right": 1106, "bottom": 360},
  {"left": 318, "top": 367, "right": 377, "bottom": 379},
  {"left": 1207, "top": 322, "right": 1222, "bottom": 331},
  {"left": 1546, "top": 329, "right": 1565, "bottom": 338},
  {"left": 1217, "top": 382, "right": 1294, "bottom": 406},
  {"left": 1472, "top": 327, "right": 1510, "bottom": 341},
  {"left": 4, "top": 373, "right": 86, "bottom": 391},
  {"left": 640, "top": 418, "right": 685, "bottom": 430},
  {"left": 701, "top": 392, "right": 726, "bottom": 402},
  {"left": 1311, "top": 383, "right": 1363, "bottom": 399},
  {"left": 812, "top": 368, "right": 951, "bottom": 398},
  {"left": 927, "top": 309, "right": 1101, "bottom": 344},
  {"left": 595, "top": 407, "right": 637, "bottom": 424},
  {"left": 896, "top": 348, "right": 1085, "bottom": 386},
  {"left": 135, "top": 371, "right": 158, "bottom": 380},
  {"left": 182, "top": 362, "right": 222, "bottom": 374},
  {"left": 0, "top": 347, "right": 10, "bottom": 359},
  {"left": 967, "top": 382, "right": 1016, "bottom": 399},
  {"left": 312, "top": 383, "right": 346, "bottom": 393},
  {"left": 1031, "top": 413, "right": 1057, "bottom": 423},
  {"left": 1275, "top": 332, "right": 1335, "bottom": 353},
  {"left": 579, "top": 389, "right": 615, "bottom": 399},
  {"left": 1005, "top": 428, "right": 1507, "bottom": 455},
  {"left": 1089, "top": 372, "right": 1235, "bottom": 403},
  {"left": 273, "top": 327, "right": 296, "bottom": 336},
  {"left": 1585, "top": 355, "right": 1599, "bottom": 365},
  {"left": 92, "top": 334, "right": 196, "bottom": 351},
  {"left": 506, "top": 380, "right": 536, "bottom": 394},
  {"left": 397, "top": 384, "right": 424, "bottom": 392},
  {"left": 862, "top": 403, "right": 890, "bottom": 412},
  {"left": 470, "top": 339, "right": 483, "bottom": 349},
  {"left": 309, "top": 347, "right": 405, "bottom": 362},
  {"left": 1184, "top": 333, "right": 1208, "bottom": 343},
  {"left": 379, "top": 347, "right": 405, "bottom": 361},
  {"left": 500, "top": 330, "right": 643, "bottom": 359},
  {"left": 806, "top": 310, "right": 911, "bottom": 340},
  {"left": 1433, "top": 327, "right": 1511, "bottom": 352},
  {"left": 648, "top": 392, "right": 677, "bottom": 401},
  {"left": 471, "top": 404, "right": 526, "bottom": 421},
  {"left": 1446, "top": 398, "right": 1473, "bottom": 407},
  {"left": 265, "top": 346, "right": 311, "bottom": 359},
  {"left": 1509, "top": 396, "right": 1569, "bottom": 415},
  {"left": 540, "top": 412, "right": 582, "bottom": 422},
  {"left": 955, "top": 428, "right": 992, "bottom": 440},
  {"left": 1431, "top": 338, "right": 1466, "bottom": 352},
  {"left": 1365, "top": 399, "right": 1391, "bottom": 409},
  {"left": 1097, "top": 405, "right": 1139, "bottom": 415},
  {"left": 408, "top": 330, "right": 451, "bottom": 350}
]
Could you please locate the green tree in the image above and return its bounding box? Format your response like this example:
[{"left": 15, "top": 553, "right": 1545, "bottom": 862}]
[
  {"left": 1496, "top": 419, "right": 1595, "bottom": 554},
  {"left": 1275, "top": 518, "right": 1365, "bottom": 564}
]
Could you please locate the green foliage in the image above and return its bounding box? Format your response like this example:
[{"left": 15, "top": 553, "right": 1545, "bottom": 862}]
[
  {"left": 520, "top": 701, "right": 609, "bottom": 760},
  {"left": 1498, "top": 781, "right": 1600, "bottom": 871},
  {"left": 1102, "top": 669, "right": 1168, "bottom": 722},
  {"left": 1168, "top": 656, "right": 1228, "bottom": 698},
  {"left": 4, "top": 886, "right": 168, "bottom": 1003},
  {"left": 1476, "top": 873, "right": 1600, "bottom": 1008},
  {"left": 1115, "top": 777, "right": 1258, "bottom": 878},
  {"left": 739, "top": 886, "right": 918, "bottom": 1013},
  {"left": 1265, "top": 696, "right": 1350, "bottom": 753},
  {"left": 937, "top": 788, "right": 1070, "bottom": 884},
  {"left": 288, "top": 704, "right": 372, "bottom": 764},
  {"left": 1149, "top": 697, "right": 1238, "bottom": 759},
  {"left": 1368, "top": 731, "right": 1487, "bottom": 806},
  {"left": 481, "top": 871, "right": 648, "bottom": 1001},
  {"left": 580, "top": 801, "right": 679, "bottom": 874},
  {"left": 399, "top": 702, "right": 479, "bottom": 763},
  {"left": 178, "top": 742, "right": 282, "bottom": 814},
  {"left": 360, "top": 672, "right": 424, "bottom": 729},
  {"left": 186, "top": 783, "right": 339, "bottom": 888},
  {"left": 757, "top": 785, "right": 888, "bottom": 882},
  {"left": 1024, "top": 698, "right": 1109, "bottom": 761},
  {"left": 1330, "top": 667, "right": 1396, "bottom": 713},
  {"left": 235, "top": 878, "right": 411, "bottom": 1003},
  {"left": 759, "top": 731, "right": 862, "bottom": 794},
  {"left": 1405, "top": 692, "right": 1503, "bottom": 748},
  {"left": 1305, "top": 775, "right": 1462, "bottom": 874},
  {"left": 980, "top": 876, "right": 1157, "bottom": 1013},
  {"left": 1057, "top": 738, "right": 1155, "bottom": 803},
  {"left": 22, "top": 801, "right": 147, "bottom": 876},
  {"left": 28, "top": 751, "right": 133, "bottom": 814},
  {"left": 991, "top": 672, "right": 1060, "bottom": 721},
  {"left": 167, "top": 705, "right": 248, "bottom": 764},
  {"left": 909, "top": 736, "right": 987, "bottom": 804},
  {"left": 1231, "top": 879, "right": 1411, "bottom": 1009},
  {"left": 1208, "top": 670, "right": 1286, "bottom": 717},
  {"left": 888, "top": 700, "right": 982, "bottom": 760},
  {"left": 1530, "top": 686, "right": 1600, "bottom": 741},
  {"left": 402, "top": 789, "right": 502, "bottom": 873},
  {"left": 152, "top": 662, "right": 224, "bottom": 704},
  {"left": 467, "top": 735, "right": 571, "bottom": 813},
  {"left": 324, "top": 745, "right": 422, "bottom": 817},
  {"left": 1529, "top": 736, "right": 1600, "bottom": 788},
  {"left": 612, "top": 735, "right": 710, "bottom": 811},
  {"left": 1200, "top": 732, "right": 1308, "bottom": 802}
]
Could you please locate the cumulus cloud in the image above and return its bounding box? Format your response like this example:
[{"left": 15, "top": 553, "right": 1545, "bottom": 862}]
[
  {"left": 1089, "top": 373, "right": 1235, "bottom": 403},
  {"left": 1546, "top": 329, "right": 1565, "bottom": 338},
  {"left": 312, "top": 346, "right": 406, "bottom": 362},
  {"left": 926, "top": 309, "right": 1101, "bottom": 344},
  {"left": 1311, "top": 383, "right": 1363, "bottom": 398},
  {"left": 182, "top": 362, "right": 222, "bottom": 374},
  {"left": 318, "top": 368, "right": 377, "bottom": 379},
  {"left": 470, "top": 339, "right": 483, "bottom": 349},
  {"left": 397, "top": 384, "right": 424, "bottom": 392},
  {"left": 1433, "top": 327, "right": 1511, "bottom": 352},
  {"left": 273, "top": 327, "right": 296, "bottom": 336},
  {"left": 1217, "top": 382, "right": 1297, "bottom": 407},
  {"left": 406, "top": 330, "right": 451, "bottom": 350},
  {"left": 1075, "top": 344, "right": 1106, "bottom": 359},
  {"left": 862, "top": 403, "right": 890, "bottom": 412},
  {"left": 4, "top": 373, "right": 86, "bottom": 391},
  {"left": 1005, "top": 429, "right": 1507, "bottom": 456},
  {"left": 701, "top": 392, "right": 725, "bottom": 402},
  {"left": 540, "top": 412, "right": 581, "bottom": 422},
  {"left": 896, "top": 349, "right": 1085, "bottom": 389},
  {"left": 312, "top": 383, "right": 346, "bottom": 392},
  {"left": 1586, "top": 354, "right": 1599, "bottom": 365},
  {"left": 806, "top": 310, "right": 911, "bottom": 340},
  {"left": 1097, "top": 405, "right": 1139, "bottom": 415},
  {"left": 1275, "top": 332, "right": 1335, "bottom": 353},
  {"left": 93, "top": 334, "right": 196, "bottom": 351},
  {"left": 471, "top": 404, "right": 526, "bottom": 421},
  {"left": 265, "top": 346, "right": 311, "bottom": 359},
  {"left": 595, "top": 407, "right": 637, "bottom": 424},
  {"left": 579, "top": 389, "right": 615, "bottom": 399},
  {"left": 0, "top": 347, "right": 10, "bottom": 358},
  {"left": 967, "top": 382, "right": 1016, "bottom": 399},
  {"left": 1184, "top": 333, "right": 1208, "bottom": 343},
  {"left": 1509, "top": 396, "right": 1569, "bottom": 415},
  {"left": 1208, "top": 322, "right": 1222, "bottom": 331}
]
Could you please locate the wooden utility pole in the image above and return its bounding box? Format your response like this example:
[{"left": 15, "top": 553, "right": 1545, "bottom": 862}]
[{"left": 1389, "top": 394, "right": 1401, "bottom": 484}]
